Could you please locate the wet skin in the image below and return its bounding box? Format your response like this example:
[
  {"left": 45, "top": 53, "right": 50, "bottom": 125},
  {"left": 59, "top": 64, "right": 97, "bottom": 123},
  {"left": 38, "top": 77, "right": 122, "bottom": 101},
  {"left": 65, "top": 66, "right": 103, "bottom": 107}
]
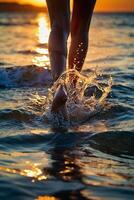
[{"left": 46, "top": 0, "right": 96, "bottom": 114}]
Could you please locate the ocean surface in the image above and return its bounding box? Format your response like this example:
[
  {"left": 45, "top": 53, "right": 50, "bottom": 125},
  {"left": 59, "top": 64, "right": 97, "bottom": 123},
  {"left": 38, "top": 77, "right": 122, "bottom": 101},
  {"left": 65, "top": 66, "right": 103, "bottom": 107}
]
[{"left": 0, "top": 12, "right": 134, "bottom": 200}]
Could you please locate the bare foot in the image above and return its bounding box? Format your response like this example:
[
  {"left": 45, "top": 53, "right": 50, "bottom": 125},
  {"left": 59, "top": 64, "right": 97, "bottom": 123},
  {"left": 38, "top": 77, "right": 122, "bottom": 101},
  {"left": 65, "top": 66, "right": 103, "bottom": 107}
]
[{"left": 51, "top": 84, "right": 68, "bottom": 120}]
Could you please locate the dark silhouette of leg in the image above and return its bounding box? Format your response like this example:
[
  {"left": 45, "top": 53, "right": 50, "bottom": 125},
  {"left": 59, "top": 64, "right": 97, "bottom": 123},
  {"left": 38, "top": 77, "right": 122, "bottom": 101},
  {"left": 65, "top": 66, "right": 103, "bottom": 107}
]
[
  {"left": 69, "top": 0, "right": 96, "bottom": 87},
  {"left": 46, "top": 0, "right": 70, "bottom": 82},
  {"left": 46, "top": 0, "right": 70, "bottom": 117}
]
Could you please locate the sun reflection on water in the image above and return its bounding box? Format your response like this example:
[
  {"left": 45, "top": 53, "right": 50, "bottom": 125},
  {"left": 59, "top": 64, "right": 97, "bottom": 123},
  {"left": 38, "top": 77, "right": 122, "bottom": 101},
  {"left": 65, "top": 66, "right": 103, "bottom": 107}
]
[
  {"left": 33, "top": 14, "right": 50, "bottom": 67},
  {"left": 36, "top": 196, "right": 59, "bottom": 200},
  {"left": 36, "top": 47, "right": 48, "bottom": 55},
  {"left": 0, "top": 164, "right": 47, "bottom": 182},
  {"left": 38, "top": 14, "right": 50, "bottom": 45},
  {"left": 0, "top": 151, "right": 49, "bottom": 182}
]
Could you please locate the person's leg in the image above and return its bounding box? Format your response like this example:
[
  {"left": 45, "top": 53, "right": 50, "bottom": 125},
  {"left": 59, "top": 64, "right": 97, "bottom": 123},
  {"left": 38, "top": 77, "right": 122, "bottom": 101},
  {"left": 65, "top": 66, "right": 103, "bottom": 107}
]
[
  {"left": 46, "top": 0, "right": 70, "bottom": 82},
  {"left": 68, "top": 0, "right": 96, "bottom": 86},
  {"left": 46, "top": 0, "right": 70, "bottom": 117}
]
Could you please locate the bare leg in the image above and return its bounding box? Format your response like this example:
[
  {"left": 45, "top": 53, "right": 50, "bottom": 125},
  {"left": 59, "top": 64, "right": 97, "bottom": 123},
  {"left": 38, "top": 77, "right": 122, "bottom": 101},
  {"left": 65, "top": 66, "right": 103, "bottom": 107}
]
[
  {"left": 46, "top": 0, "right": 70, "bottom": 82},
  {"left": 69, "top": 0, "right": 96, "bottom": 87},
  {"left": 46, "top": 0, "right": 70, "bottom": 118}
]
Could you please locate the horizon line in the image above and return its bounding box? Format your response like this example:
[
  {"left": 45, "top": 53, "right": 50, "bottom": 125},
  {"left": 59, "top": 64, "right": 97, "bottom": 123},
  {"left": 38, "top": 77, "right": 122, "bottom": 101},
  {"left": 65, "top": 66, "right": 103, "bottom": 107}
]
[{"left": 0, "top": 2, "right": 134, "bottom": 13}]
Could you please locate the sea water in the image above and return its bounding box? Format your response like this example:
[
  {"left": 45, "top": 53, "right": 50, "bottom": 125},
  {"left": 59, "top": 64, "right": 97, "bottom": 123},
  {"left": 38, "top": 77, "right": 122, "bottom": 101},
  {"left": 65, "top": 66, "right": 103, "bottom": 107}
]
[{"left": 0, "top": 12, "right": 134, "bottom": 200}]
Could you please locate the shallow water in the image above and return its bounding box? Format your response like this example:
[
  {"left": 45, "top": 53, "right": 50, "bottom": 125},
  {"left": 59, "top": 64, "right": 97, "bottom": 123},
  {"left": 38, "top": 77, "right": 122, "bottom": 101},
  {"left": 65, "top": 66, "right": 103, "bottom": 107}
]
[{"left": 0, "top": 12, "right": 134, "bottom": 200}]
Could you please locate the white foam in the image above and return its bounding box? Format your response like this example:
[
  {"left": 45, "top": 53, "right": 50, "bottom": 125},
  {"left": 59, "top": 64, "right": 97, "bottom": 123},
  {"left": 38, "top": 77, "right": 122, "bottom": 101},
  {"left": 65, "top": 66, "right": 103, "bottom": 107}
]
[
  {"left": 0, "top": 66, "right": 52, "bottom": 87},
  {"left": 42, "top": 69, "right": 112, "bottom": 125}
]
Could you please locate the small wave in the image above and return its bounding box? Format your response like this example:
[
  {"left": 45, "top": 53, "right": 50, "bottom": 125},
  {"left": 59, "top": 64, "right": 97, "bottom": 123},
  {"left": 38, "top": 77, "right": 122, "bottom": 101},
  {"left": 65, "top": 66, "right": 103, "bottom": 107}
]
[
  {"left": 117, "top": 22, "right": 134, "bottom": 28},
  {"left": 90, "top": 55, "right": 124, "bottom": 64},
  {"left": 0, "top": 108, "right": 35, "bottom": 121},
  {"left": 113, "top": 18, "right": 134, "bottom": 28},
  {"left": 0, "top": 62, "right": 9, "bottom": 66},
  {"left": 0, "top": 133, "right": 51, "bottom": 145},
  {"left": 129, "top": 33, "right": 134, "bottom": 38},
  {"left": 0, "top": 22, "right": 36, "bottom": 26},
  {"left": 16, "top": 50, "right": 39, "bottom": 55},
  {"left": 106, "top": 103, "right": 133, "bottom": 114},
  {"left": 112, "top": 84, "right": 134, "bottom": 95},
  {"left": 0, "top": 65, "right": 52, "bottom": 88},
  {"left": 16, "top": 49, "right": 48, "bottom": 56},
  {"left": 90, "top": 131, "right": 134, "bottom": 157},
  {"left": 116, "top": 73, "right": 134, "bottom": 82},
  {"left": 37, "top": 43, "right": 48, "bottom": 48}
]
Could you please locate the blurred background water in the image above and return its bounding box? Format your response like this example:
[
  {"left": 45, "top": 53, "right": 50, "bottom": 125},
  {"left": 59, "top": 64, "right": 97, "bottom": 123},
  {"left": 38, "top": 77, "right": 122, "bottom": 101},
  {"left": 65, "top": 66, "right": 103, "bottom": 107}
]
[{"left": 0, "top": 12, "right": 134, "bottom": 200}]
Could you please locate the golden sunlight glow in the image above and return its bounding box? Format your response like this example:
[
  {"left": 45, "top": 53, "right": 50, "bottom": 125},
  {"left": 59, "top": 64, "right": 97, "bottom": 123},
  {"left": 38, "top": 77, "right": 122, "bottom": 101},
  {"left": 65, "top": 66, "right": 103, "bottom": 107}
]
[
  {"left": 95, "top": 0, "right": 134, "bottom": 12},
  {"left": 38, "top": 15, "right": 49, "bottom": 44},
  {"left": 32, "top": 0, "right": 45, "bottom": 7},
  {"left": 1, "top": 0, "right": 134, "bottom": 12},
  {"left": 36, "top": 196, "right": 59, "bottom": 200},
  {"left": 15, "top": 0, "right": 46, "bottom": 7},
  {"left": 0, "top": 163, "right": 47, "bottom": 182},
  {"left": 32, "top": 55, "right": 49, "bottom": 67},
  {"left": 30, "top": 128, "right": 49, "bottom": 135},
  {"left": 0, "top": 151, "right": 49, "bottom": 182},
  {"left": 33, "top": 14, "right": 50, "bottom": 67},
  {"left": 36, "top": 47, "right": 48, "bottom": 55}
]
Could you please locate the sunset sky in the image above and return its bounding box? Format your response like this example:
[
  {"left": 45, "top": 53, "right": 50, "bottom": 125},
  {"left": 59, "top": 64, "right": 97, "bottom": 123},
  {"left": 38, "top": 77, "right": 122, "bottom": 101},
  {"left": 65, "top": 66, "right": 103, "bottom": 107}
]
[{"left": 1, "top": 0, "right": 134, "bottom": 12}]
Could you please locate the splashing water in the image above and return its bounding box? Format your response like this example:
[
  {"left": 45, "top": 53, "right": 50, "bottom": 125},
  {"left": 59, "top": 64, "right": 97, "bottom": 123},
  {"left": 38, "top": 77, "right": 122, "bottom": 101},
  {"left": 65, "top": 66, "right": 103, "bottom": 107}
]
[{"left": 42, "top": 69, "right": 112, "bottom": 126}]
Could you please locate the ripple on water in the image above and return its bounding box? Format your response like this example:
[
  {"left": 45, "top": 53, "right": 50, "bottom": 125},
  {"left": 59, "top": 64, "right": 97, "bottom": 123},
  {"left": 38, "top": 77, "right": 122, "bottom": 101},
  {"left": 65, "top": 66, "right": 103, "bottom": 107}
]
[{"left": 0, "top": 131, "right": 134, "bottom": 199}]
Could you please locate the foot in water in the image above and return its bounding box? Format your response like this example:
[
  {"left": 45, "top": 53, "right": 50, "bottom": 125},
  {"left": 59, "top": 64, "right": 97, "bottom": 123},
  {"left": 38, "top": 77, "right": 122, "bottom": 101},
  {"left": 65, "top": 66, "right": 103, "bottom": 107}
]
[{"left": 51, "top": 84, "right": 68, "bottom": 120}]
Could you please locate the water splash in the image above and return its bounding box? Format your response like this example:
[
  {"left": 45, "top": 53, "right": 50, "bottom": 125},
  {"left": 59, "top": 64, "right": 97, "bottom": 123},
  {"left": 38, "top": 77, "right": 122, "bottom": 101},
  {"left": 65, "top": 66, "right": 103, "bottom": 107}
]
[{"left": 43, "top": 69, "right": 112, "bottom": 126}]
